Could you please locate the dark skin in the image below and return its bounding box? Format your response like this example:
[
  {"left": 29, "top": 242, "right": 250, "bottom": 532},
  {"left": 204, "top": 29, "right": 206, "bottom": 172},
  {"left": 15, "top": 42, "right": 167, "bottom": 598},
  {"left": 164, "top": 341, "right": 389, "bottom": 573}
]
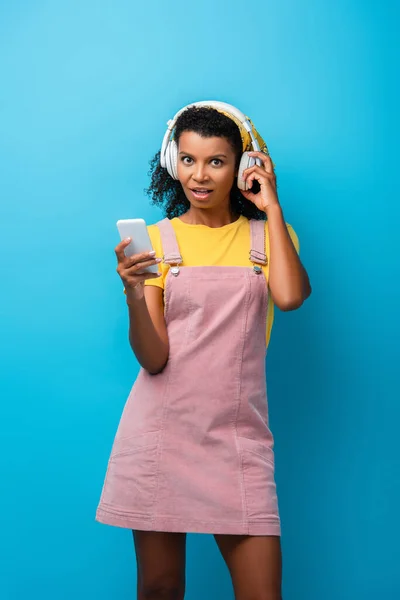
[
  {"left": 114, "top": 132, "right": 311, "bottom": 598},
  {"left": 133, "top": 530, "right": 282, "bottom": 600},
  {"left": 115, "top": 135, "right": 310, "bottom": 369}
]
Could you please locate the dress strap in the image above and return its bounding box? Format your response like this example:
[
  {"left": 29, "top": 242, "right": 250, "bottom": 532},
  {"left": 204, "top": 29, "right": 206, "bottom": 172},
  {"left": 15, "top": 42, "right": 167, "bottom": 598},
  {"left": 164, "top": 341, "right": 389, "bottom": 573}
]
[
  {"left": 249, "top": 219, "right": 268, "bottom": 266},
  {"left": 156, "top": 218, "right": 183, "bottom": 265}
]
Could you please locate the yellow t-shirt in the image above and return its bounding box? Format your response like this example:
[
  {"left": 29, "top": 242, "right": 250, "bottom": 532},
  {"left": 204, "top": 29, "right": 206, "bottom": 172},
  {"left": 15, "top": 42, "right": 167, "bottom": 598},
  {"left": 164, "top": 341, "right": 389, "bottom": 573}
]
[{"left": 145, "top": 215, "right": 300, "bottom": 347}]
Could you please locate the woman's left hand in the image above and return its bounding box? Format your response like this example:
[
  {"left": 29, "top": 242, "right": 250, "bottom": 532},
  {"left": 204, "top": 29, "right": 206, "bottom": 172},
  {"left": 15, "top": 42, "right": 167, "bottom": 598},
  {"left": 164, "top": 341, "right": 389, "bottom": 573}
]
[{"left": 240, "top": 152, "right": 280, "bottom": 212}]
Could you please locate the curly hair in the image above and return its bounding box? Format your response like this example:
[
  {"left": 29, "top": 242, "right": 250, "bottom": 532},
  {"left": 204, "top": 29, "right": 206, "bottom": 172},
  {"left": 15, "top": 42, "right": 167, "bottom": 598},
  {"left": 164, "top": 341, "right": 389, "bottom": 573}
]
[{"left": 145, "top": 106, "right": 265, "bottom": 220}]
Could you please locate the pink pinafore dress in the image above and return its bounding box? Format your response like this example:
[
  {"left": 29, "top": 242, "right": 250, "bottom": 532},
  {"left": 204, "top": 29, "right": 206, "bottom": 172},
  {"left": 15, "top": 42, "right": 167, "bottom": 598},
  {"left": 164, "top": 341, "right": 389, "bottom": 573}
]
[{"left": 96, "top": 217, "right": 281, "bottom": 536}]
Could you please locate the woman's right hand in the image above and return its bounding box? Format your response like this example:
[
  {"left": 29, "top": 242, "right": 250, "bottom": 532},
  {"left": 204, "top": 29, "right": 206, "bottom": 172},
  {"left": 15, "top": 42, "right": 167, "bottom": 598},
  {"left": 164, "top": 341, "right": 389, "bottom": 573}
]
[{"left": 115, "top": 238, "right": 162, "bottom": 300}]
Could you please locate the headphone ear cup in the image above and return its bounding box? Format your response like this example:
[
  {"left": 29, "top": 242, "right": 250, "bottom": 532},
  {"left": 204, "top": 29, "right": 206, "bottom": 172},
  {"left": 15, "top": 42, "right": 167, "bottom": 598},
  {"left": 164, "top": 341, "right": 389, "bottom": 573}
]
[
  {"left": 237, "top": 152, "right": 256, "bottom": 191},
  {"left": 166, "top": 140, "right": 179, "bottom": 180}
]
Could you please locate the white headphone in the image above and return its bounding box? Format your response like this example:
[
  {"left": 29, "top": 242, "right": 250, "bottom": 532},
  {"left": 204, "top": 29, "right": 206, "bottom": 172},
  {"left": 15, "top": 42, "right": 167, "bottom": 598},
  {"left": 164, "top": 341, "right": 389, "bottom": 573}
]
[{"left": 160, "top": 101, "right": 263, "bottom": 191}]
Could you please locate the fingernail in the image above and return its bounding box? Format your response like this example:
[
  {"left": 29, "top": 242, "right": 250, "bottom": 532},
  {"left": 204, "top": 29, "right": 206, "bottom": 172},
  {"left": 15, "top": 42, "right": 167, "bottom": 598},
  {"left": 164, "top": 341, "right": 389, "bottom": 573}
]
[
  {"left": 149, "top": 250, "right": 156, "bottom": 256},
  {"left": 157, "top": 271, "right": 162, "bottom": 276},
  {"left": 155, "top": 258, "right": 162, "bottom": 263},
  {"left": 125, "top": 237, "right": 131, "bottom": 242}
]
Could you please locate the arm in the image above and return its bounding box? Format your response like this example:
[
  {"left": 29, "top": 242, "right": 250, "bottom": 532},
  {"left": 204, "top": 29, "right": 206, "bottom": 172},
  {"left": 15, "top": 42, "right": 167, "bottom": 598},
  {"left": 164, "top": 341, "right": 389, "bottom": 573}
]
[
  {"left": 241, "top": 151, "right": 312, "bottom": 311},
  {"left": 126, "top": 285, "right": 169, "bottom": 374},
  {"left": 265, "top": 205, "right": 311, "bottom": 311},
  {"left": 116, "top": 239, "right": 169, "bottom": 375}
]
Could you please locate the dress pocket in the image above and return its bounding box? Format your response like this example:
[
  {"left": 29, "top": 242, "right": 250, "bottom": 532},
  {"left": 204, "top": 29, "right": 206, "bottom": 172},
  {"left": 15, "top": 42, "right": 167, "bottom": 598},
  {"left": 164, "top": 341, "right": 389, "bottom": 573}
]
[
  {"left": 239, "top": 437, "right": 279, "bottom": 521},
  {"left": 101, "top": 431, "right": 160, "bottom": 512}
]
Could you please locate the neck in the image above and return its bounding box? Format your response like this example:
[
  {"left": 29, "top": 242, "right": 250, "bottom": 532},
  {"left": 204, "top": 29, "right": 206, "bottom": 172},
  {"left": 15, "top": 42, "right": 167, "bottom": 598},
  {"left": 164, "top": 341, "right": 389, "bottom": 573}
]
[{"left": 179, "top": 206, "right": 239, "bottom": 228}]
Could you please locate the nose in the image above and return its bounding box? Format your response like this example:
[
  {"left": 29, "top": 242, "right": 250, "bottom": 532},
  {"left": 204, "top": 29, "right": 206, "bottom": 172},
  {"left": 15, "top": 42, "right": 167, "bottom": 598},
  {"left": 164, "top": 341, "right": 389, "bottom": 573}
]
[{"left": 192, "top": 162, "right": 209, "bottom": 183}]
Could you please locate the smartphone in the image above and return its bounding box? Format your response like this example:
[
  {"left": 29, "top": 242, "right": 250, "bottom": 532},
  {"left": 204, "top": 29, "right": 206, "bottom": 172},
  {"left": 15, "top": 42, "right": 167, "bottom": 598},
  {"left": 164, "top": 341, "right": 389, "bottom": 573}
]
[{"left": 116, "top": 218, "right": 159, "bottom": 274}]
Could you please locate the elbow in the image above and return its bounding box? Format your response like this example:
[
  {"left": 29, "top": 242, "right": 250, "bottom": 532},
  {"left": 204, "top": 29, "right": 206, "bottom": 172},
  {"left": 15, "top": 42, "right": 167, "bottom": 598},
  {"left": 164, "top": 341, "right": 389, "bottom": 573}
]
[
  {"left": 145, "top": 353, "right": 169, "bottom": 376},
  {"left": 270, "top": 268, "right": 312, "bottom": 312},
  {"left": 274, "top": 285, "right": 312, "bottom": 312},
  {"left": 277, "top": 298, "right": 304, "bottom": 312},
  {"left": 129, "top": 336, "right": 169, "bottom": 376},
  {"left": 147, "top": 362, "right": 168, "bottom": 376}
]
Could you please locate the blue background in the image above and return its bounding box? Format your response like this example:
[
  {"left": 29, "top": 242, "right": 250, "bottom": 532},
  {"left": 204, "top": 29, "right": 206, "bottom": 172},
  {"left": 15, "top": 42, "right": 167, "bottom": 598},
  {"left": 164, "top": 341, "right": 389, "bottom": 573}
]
[{"left": 0, "top": 1, "right": 398, "bottom": 598}]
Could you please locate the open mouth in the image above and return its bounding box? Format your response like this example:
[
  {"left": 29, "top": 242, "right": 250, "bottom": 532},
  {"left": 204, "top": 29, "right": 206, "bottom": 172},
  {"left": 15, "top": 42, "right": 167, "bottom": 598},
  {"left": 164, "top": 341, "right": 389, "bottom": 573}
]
[{"left": 190, "top": 188, "right": 213, "bottom": 199}]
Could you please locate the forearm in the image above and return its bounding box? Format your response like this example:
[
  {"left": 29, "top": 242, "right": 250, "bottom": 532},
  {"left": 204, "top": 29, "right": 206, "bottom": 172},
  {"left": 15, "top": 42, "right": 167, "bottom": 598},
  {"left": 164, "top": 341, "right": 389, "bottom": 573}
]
[
  {"left": 126, "top": 288, "right": 169, "bottom": 374},
  {"left": 266, "top": 205, "right": 311, "bottom": 310}
]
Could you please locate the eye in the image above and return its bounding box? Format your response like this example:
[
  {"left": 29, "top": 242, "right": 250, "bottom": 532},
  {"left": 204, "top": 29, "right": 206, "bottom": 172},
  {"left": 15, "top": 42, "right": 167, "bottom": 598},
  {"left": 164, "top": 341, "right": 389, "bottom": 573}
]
[
  {"left": 211, "top": 158, "right": 223, "bottom": 167},
  {"left": 181, "top": 156, "right": 193, "bottom": 165}
]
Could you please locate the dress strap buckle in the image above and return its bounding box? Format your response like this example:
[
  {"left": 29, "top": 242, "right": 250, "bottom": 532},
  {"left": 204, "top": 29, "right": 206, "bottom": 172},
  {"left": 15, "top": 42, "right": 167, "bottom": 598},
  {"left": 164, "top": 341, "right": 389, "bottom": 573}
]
[
  {"left": 249, "top": 220, "right": 268, "bottom": 267},
  {"left": 157, "top": 219, "right": 183, "bottom": 269}
]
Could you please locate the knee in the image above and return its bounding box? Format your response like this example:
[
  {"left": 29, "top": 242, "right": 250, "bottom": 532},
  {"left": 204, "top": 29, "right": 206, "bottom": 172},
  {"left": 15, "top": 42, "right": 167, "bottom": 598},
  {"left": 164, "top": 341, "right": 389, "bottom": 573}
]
[{"left": 140, "top": 577, "right": 185, "bottom": 600}]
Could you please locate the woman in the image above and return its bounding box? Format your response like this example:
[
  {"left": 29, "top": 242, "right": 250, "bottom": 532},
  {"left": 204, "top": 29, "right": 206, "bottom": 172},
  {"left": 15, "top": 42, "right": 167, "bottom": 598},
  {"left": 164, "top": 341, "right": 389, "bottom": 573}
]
[{"left": 96, "top": 101, "right": 312, "bottom": 600}]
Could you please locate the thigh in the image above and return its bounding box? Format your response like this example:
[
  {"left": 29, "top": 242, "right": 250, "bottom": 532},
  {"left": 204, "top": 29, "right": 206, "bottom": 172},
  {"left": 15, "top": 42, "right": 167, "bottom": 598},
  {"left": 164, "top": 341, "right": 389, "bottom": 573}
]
[
  {"left": 214, "top": 534, "right": 282, "bottom": 600},
  {"left": 133, "top": 530, "right": 187, "bottom": 600}
]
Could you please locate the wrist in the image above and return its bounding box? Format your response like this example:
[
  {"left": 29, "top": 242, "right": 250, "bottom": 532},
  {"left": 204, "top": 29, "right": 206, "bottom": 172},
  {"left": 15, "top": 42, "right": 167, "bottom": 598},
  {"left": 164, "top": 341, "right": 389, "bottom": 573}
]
[
  {"left": 125, "top": 283, "right": 145, "bottom": 305},
  {"left": 264, "top": 203, "right": 283, "bottom": 217}
]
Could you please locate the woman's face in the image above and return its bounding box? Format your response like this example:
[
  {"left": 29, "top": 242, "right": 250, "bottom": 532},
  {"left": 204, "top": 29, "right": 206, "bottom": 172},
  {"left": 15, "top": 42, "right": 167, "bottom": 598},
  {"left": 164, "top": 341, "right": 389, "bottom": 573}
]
[{"left": 177, "top": 131, "right": 237, "bottom": 210}]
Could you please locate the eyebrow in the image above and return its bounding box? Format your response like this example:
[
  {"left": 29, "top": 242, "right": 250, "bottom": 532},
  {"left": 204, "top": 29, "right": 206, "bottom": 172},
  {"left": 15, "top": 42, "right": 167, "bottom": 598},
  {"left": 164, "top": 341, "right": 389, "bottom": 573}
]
[{"left": 178, "top": 151, "right": 228, "bottom": 159}]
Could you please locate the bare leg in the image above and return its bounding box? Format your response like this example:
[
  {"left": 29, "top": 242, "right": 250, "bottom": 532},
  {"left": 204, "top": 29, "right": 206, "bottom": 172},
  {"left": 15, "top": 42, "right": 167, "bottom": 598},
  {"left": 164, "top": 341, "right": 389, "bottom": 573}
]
[
  {"left": 133, "top": 530, "right": 187, "bottom": 600},
  {"left": 214, "top": 534, "right": 282, "bottom": 600}
]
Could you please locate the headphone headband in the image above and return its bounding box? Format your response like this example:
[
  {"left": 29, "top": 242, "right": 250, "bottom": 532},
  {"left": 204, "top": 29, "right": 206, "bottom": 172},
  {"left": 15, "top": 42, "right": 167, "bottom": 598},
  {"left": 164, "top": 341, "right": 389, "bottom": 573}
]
[{"left": 160, "top": 101, "right": 261, "bottom": 168}]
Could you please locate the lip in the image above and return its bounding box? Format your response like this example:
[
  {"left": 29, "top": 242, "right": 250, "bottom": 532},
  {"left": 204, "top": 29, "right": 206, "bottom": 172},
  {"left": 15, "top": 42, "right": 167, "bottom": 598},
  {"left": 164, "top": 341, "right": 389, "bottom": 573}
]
[{"left": 190, "top": 188, "right": 213, "bottom": 200}]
